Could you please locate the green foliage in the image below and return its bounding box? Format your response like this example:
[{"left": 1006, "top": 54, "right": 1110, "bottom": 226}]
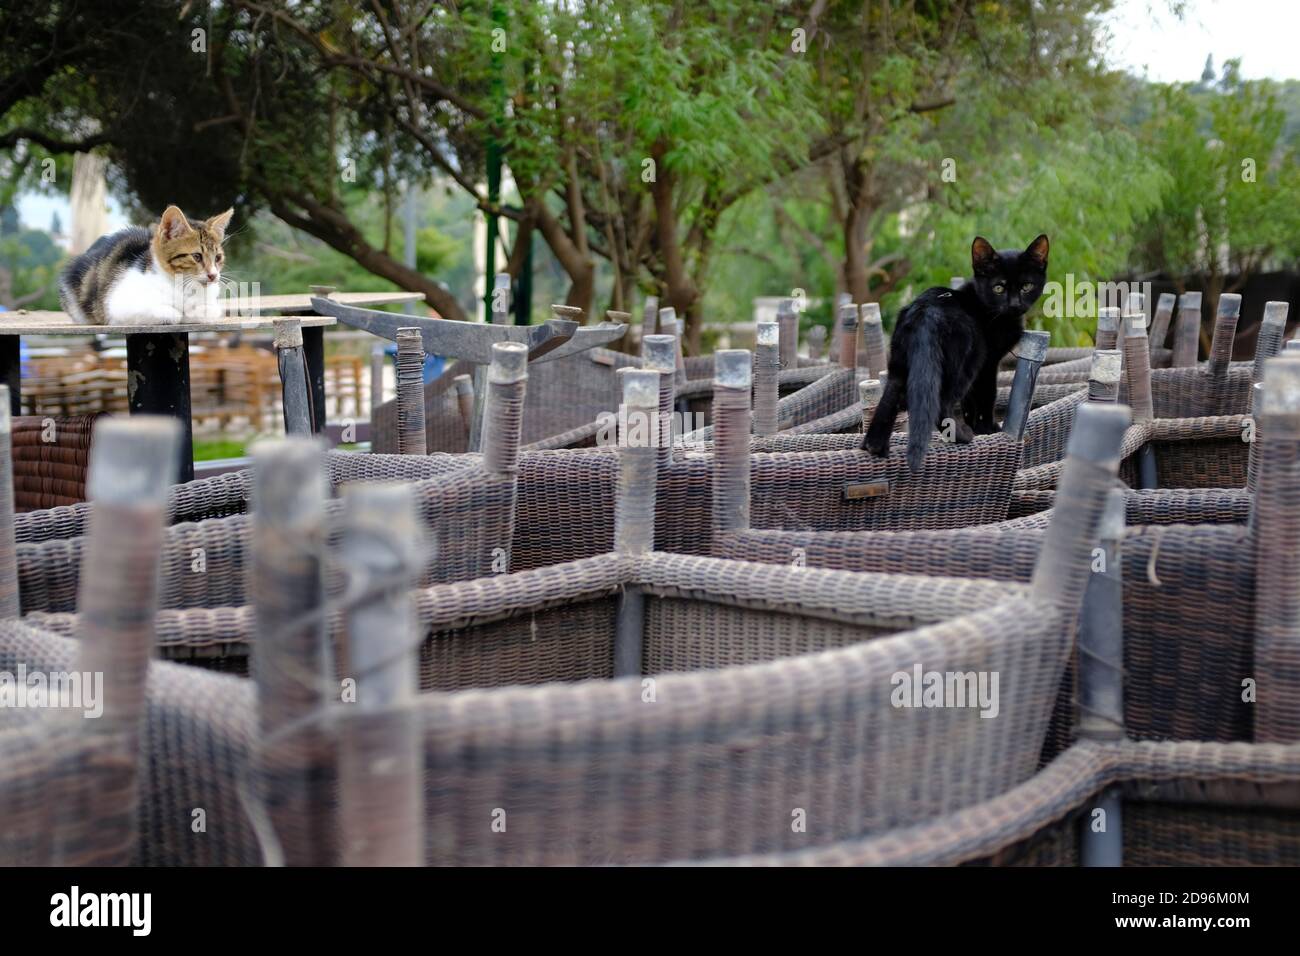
[
  {"left": 0, "top": 223, "right": 63, "bottom": 310},
  {"left": 4, "top": 0, "right": 1298, "bottom": 347},
  {"left": 891, "top": 125, "right": 1169, "bottom": 345},
  {"left": 1133, "top": 62, "right": 1300, "bottom": 288},
  {"left": 222, "top": 184, "right": 472, "bottom": 313}
]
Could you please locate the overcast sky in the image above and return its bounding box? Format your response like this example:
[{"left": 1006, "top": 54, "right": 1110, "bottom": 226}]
[
  {"left": 15, "top": 0, "right": 1297, "bottom": 234},
  {"left": 1100, "top": 0, "right": 1298, "bottom": 82}
]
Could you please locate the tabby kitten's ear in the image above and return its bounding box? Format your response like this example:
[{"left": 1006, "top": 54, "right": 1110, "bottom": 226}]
[
  {"left": 971, "top": 236, "right": 997, "bottom": 275},
  {"left": 1025, "top": 233, "right": 1049, "bottom": 268},
  {"left": 159, "top": 205, "right": 193, "bottom": 241},
  {"left": 207, "top": 208, "right": 234, "bottom": 241}
]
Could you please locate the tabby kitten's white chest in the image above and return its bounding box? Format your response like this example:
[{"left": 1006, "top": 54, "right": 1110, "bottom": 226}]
[
  {"left": 101, "top": 260, "right": 223, "bottom": 324},
  {"left": 59, "top": 205, "right": 233, "bottom": 326}
]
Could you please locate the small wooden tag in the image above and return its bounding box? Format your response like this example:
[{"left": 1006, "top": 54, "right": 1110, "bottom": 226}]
[
  {"left": 590, "top": 352, "right": 616, "bottom": 366},
  {"left": 844, "top": 480, "right": 890, "bottom": 500}
]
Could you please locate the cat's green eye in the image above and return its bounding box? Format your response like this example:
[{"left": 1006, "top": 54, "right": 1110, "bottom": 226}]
[
  {"left": 1021, "top": 283, "right": 1034, "bottom": 293},
  {"left": 992, "top": 284, "right": 1004, "bottom": 294},
  {"left": 191, "top": 253, "right": 203, "bottom": 262}
]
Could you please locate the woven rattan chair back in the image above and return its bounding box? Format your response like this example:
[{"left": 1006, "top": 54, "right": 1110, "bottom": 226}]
[{"left": 0, "top": 416, "right": 180, "bottom": 865}]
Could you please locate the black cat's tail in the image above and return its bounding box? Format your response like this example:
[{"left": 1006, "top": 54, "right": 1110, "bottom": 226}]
[{"left": 905, "top": 318, "right": 942, "bottom": 473}]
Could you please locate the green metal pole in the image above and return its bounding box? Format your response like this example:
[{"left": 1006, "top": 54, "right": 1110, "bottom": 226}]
[
  {"left": 483, "top": 1, "right": 505, "bottom": 322},
  {"left": 515, "top": 227, "right": 532, "bottom": 325},
  {"left": 484, "top": 145, "right": 501, "bottom": 322}
]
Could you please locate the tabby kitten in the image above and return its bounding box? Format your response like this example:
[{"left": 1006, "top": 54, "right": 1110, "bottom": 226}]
[
  {"left": 863, "top": 234, "right": 1049, "bottom": 471},
  {"left": 59, "top": 205, "right": 233, "bottom": 325}
]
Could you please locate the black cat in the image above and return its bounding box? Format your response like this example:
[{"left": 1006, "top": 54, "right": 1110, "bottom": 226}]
[{"left": 863, "top": 234, "right": 1049, "bottom": 471}]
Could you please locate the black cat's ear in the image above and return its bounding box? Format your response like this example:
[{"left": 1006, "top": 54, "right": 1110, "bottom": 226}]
[
  {"left": 971, "top": 236, "right": 997, "bottom": 275},
  {"left": 1025, "top": 234, "right": 1049, "bottom": 268}
]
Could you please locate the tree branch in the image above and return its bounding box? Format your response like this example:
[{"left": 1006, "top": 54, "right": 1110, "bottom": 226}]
[{"left": 0, "top": 127, "right": 113, "bottom": 153}]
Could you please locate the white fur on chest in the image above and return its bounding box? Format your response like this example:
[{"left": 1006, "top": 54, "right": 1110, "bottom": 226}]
[{"left": 103, "top": 265, "right": 223, "bottom": 325}]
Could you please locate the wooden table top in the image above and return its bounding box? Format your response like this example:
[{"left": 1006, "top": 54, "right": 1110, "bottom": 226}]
[
  {"left": 252, "top": 291, "right": 424, "bottom": 314},
  {"left": 0, "top": 290, "right": 420, "bottom": 335},
  {"left": 0, "top": 313, "right": 337, "bottom": 335},
  {"left": 0, "top": 290, "right": 418, "bottom": 335}
]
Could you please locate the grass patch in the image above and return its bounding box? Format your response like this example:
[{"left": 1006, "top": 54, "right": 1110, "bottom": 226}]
[{"left": 193, "top": 438, "right": 247, "bottom": 461}]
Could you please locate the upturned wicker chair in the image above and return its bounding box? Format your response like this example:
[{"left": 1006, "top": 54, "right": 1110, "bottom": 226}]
[
  {"left": 711, "top": 346, "right": 1300, "bottom": 866},
  {"left": 8, "top": 413, "right": 104, "bottom": 511},
  {"left": 718, "top": 354, "right": 1300, "bottom": 754},
  {"left": 1, "top": 414, "right": 185, "bottom": 866},
  {"left": 370, "top": 306, "right": 836, "bottom": 455},
  {"left": 711, "top": 739, "right": 1300, "bottom": 865},
  {"left": 1011, "top": 311, "right": 1257, "bottom": 501},
  {"left": 11, "top": 327, "right": 1050, "bottom": 622},
  {"left": 757, "top": 296, "right": 1285, "bottom": 457},
  {"left": 1, "top": 364, "right": 1132, "bottom": 865},
  {"left": 14, "top": 342, "right": 532, "bottom": 621}
]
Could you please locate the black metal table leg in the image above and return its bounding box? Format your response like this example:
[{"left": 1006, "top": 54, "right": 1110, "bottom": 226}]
[
  {"left": 302, "top": 324, "right": 327, "bottom": 434},
  {"left": 0, "top": 336, "right": 21, "bottom": 416},
  {"left": 126, "top": 332, "right": 194, "bottom": 484}
]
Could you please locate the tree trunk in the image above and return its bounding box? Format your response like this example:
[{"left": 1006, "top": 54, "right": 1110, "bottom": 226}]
[
  {"left": 650, "top": 144, "right": 701, "bottom": 351},
  {"left": 268, "top": 196, "right": 468, "bottom": 322},
  {"left": 843, "top": 201, "right": 870, "bottom": 304},
  {"left": 840, "top": 152, "right": 873, "bottom": 304},
  {"left": 531, "top": 200, "right": 595, "bottom": 320}
]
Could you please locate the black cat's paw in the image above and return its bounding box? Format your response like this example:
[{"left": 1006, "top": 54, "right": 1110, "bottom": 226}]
[
  {"left": 953, "top": 420, "right": 975, "bottom": 444},
  {"left": 863, "top": 433, "right": 890, "bottom": 458}
]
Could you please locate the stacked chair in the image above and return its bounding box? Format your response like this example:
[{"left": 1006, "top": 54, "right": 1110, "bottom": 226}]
[{"left": 2, "top": 287, "right": 1297, "bottom": 867}]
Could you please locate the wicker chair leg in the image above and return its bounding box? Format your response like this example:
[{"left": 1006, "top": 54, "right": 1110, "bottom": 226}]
[
  {"left": 0, "top": 387, "right": 17, "bottom": 619},
  {"left": 1251, "top": 357, "right": 1300, "bottom": 744},
  {"left": 614, "top": 370, "right": 659, "bottom": 677},
  {"left": 778, "top": 298, "right": 799, "bottom": 369},
  {"left": 1251, "top": 302, "right": 1291, "bottom": 406},
  {"left": 482, "top": 342, "right": 528, "bottom": 575},
  {"left": 640, "top": 295, "right": 659, "bottom": 340},
  {"left": 859, "top": 303, "right": 888, "bottom": 378},
  {"left": 1030, "top": 402, "right": 1131, "bottom": 611},
  {"left": 807, "top": 324, "right": 827, "bottom": 363},
  {"left": 338, "top": 481, "right": 423, "bottom": 866},
  {"left": 1149, "top": 292, "right": 1176, "bottom": 352},
  {"left": 1207, "top": 293, "right": 1242, "bottom": 384},
  {"left": 395, "top": 327, "right": 428, "bottom": 456},
  {"left": 1088, "top": 350, "right": 1122, "bottom": 404},
  {"left": 1123, "top": 312, "right": 1158, "bottom": 489},
  {"left": 481, "top": 343, "right": 527, "bottom": 479},
  {"left": 250, "top": 436, "right": 332, "bottom": 866},
  {"left": 1003, "top": 330, "right": 1051, "bottom": 441},
  {"left": 1078, "top": 489, "right": 1127, "bottom": 867},
  {"left": 752, "top": 321, "right": 781, "bottom": 437},
  {"left": 712, "top": 350, "right": 752, "bottom": 538},
  {"left": 1171, "top": 291, "right": 1203, "bottom": 368},
  {"left": 836, "top": 302, "right": 859, "bottom": 372},
  {"left": 658, "top": 307, "right": 687, "bottom": 390},
  {"left": 643, "top": 335, "right": 677, "bottom": 473},
  {"left": 1095, "top": 307, "right": 1120, "bottom": 352},
  {"left": 454, "top": 373, "right": 475, "bottom": 441},
  {"left": 64, "top": 416, "right": 181, "bottom": 865}
]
